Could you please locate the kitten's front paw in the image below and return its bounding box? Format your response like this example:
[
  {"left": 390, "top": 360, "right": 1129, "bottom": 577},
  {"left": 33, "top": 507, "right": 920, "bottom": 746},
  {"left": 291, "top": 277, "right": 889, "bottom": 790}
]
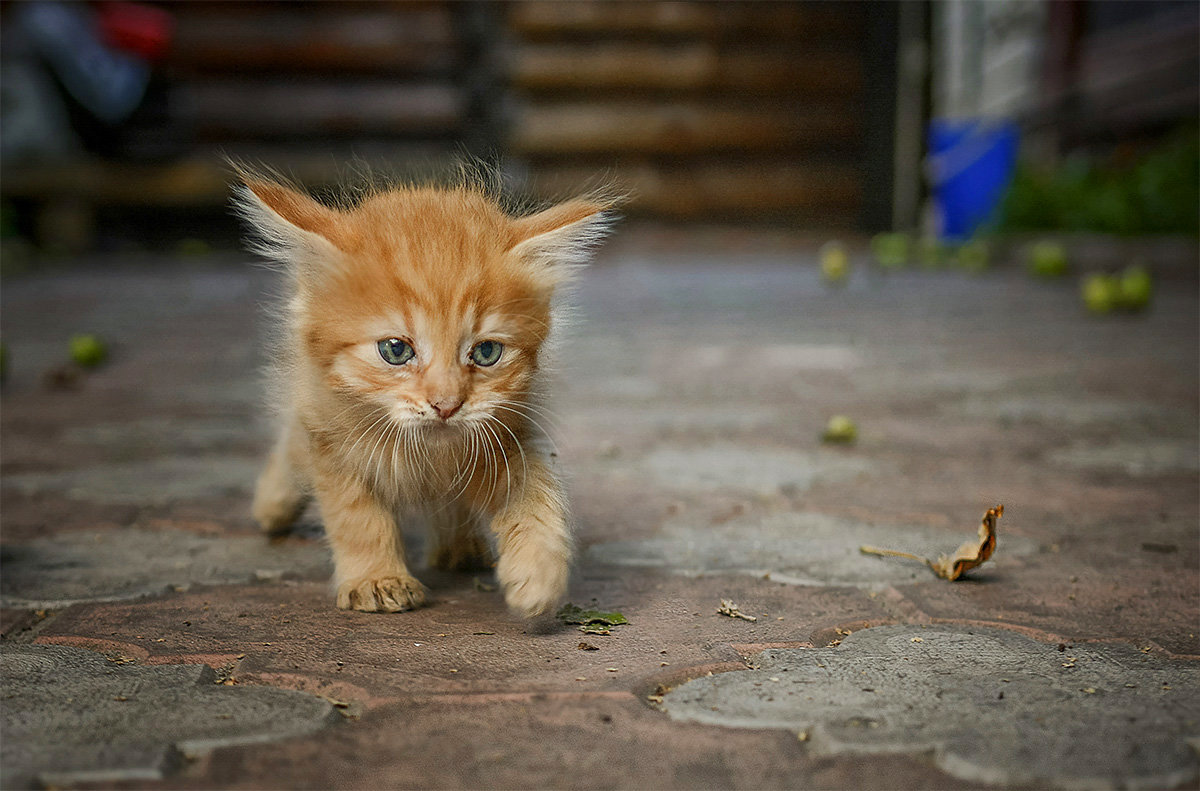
[
  {"left": 496, "top": 548, "right": 568, "bottom": 618},
  {"left": 336, "top": 576, "right": 426, "bottom": 613}
]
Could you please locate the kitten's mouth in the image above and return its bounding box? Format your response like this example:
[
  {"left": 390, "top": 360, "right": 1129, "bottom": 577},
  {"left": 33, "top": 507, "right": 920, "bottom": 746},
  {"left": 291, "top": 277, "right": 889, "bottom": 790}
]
[{"left": 420, "top": 416, "right": 462, "bottom": 433}]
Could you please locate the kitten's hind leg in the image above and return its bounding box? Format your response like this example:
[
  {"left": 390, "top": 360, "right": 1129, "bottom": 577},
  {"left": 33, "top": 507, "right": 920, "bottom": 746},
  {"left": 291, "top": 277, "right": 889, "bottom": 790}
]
[
  {"left": 428, "top": 502, "right": 493, "bottom": 572},
  {"left": 252, "top": 421, "right": 311, "bottom": 536}
]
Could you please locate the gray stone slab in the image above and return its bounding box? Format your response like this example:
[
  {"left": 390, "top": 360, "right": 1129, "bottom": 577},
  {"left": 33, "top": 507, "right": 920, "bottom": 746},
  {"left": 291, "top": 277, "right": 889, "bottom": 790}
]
[
  {"left": 668, "top": 343, "right": 864, "bottom": 372},
  {"left": 1, "top": 456, "right": 263, "bottom": 506},
  {"left": 1, "top": 643, "right": 337, "bottom": 789},
  {"left": 951, "top": 394, "right": 1195, "bottom": 429},
  {"left": 569, "top": 404, "right": 791, "bottom": 436},
  {"left": 0, "top": 527, "right": 331, "bottom": 608},
  {"left": 1048, "top": 439, "right": 1199, "bottom": 476},
  {"left": 858, "top": 367, "right": 1016, "bottom": 399},
  {"left": 63, "top": 417, "right": 271, "bottom": 452},
  {"left": 629, "top": 445, "right": 876, "bottom": 497},
  {"left": 663, "top": 624, "right": 1200, "bottom": 790},
  {"left": 588, "top": 511, "right": 1037, "bottom": 589}
]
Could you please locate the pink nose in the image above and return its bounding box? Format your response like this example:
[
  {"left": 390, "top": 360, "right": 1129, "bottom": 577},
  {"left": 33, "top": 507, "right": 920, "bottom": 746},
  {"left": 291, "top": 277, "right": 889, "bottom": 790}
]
[{"left": 430, "top": 398, "right": 462, "bottom": 420}]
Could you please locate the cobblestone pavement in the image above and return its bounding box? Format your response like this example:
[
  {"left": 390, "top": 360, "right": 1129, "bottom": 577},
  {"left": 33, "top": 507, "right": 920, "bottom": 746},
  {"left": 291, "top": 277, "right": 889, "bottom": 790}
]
[{"left": 2, "top": 230, "right": 1197, "bottom": 789}]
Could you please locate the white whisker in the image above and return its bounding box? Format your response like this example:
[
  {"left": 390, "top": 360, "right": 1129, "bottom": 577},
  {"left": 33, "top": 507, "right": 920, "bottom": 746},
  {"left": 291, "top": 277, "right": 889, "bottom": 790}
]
[
  {"left": 479, "top": 422, "right": 501, "bottom": 509},
  {"left": 489, "top": 402, "right": 561, "bottom": 456},
  {"left": 366, "top": 418, "right": 400, "bottom": 493},
  {"left": 484, "top": 413, "right": 527, "bottom": 496},
  {"left": 342, "top": 410, "right": 391, "bottom": 467},
  {"left": 479, "top": 419, "right": 512, "bottom": 514}
]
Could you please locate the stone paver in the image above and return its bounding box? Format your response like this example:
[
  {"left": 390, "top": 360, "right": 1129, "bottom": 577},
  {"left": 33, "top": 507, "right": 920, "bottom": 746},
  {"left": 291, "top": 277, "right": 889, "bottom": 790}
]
[
  {"left": 0, "top": 231, "right": 1196, "bottom": 789},
  {"left": 663, "top": 624, "right": 1200, "bottom": 790},
  {"left": 1, "top": 643, "right": 336, "bottom": 789},
  {"left": 0, "top": 528, "right": 329, "bottom": 608}
]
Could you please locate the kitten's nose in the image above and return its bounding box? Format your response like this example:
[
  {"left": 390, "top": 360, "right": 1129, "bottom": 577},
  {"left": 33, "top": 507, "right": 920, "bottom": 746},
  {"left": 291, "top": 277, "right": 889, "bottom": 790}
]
[{"left": 429, "top": 397, "right": 463, "bottom": 420}]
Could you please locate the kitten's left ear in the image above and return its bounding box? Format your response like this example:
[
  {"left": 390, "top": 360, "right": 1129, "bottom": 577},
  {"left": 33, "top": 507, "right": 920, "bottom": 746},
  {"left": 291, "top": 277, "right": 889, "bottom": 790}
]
[
  {"left": 507, "top": 198, "right": 615, "bottom": 286},
  {"left": 230, "top": 165, "right": 346, "bottom": 277}
]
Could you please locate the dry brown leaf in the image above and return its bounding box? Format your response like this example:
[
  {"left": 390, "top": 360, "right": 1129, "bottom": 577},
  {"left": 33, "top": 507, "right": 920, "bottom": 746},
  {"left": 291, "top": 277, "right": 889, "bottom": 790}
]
[
  {"left": 860, "top": 504, "right": 1003, "bottom": 581},
  {"left": 717, "top": 599, "right": 758, "bottom": 622}
]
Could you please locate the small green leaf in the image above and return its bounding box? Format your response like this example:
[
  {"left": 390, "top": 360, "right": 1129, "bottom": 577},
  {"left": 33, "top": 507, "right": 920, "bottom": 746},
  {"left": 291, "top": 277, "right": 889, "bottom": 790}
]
[{"left": 556, "top": 603, "right": 628, "bottom": 628}]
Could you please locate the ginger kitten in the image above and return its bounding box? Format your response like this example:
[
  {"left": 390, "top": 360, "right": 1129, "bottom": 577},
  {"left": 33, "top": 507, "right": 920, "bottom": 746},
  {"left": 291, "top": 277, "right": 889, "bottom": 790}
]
[{"left": 236, "top": 170, "right": 612, "bottom": 617}]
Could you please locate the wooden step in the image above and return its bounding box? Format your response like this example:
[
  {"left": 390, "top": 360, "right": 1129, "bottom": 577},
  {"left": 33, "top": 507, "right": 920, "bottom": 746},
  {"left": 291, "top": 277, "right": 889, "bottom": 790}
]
[
  {"left": 178, "top": 81, "right": 466, "bottom": 139},
  {"left": 526, "top": 160, "right": 861, "bottom": 220},
  {"left": 509, "top": 102, "right": 859, "bottom": 155},
  {"left": 168, "top": 3, "right": 458, "bottom": 74},
  {"left": 511, "top": 43, "right": 862, "bottom": 95},
  {"left": 508, "top": 1, "right": 862, "bottom": 42}
]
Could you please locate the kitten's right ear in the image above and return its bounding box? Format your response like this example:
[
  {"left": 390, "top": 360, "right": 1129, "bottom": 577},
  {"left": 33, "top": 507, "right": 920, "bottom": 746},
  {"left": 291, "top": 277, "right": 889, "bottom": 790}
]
[
  {"left": 507, "top": 197, "right": 617, "bottom": 288},
  {"left": 232, "top": 169, "right": 344, "bottom": 272}
]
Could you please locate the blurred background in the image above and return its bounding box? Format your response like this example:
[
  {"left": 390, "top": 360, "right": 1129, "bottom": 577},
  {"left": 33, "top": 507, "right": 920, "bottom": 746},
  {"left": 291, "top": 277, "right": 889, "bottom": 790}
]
[{"left": 0, "top": 0, "right": 1196, "bottom": 262}]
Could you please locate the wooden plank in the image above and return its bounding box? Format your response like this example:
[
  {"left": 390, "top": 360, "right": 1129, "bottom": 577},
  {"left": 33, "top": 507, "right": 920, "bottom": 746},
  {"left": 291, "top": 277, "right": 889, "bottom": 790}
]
[
  {"left": 178, "top": 81, "right": 466, "bottom": 137},
  {"left": 525, "top": 161, "right": 861, "bottom": 219},
  {"left": 0, "top": 148, "right": 467, "bottom": 207},
  {"left": 508, "top": 1, "right": 862, "bottom": 42},
  {"left": 168, "top": 5, "right": 459, "bottom": 74},
  {"left": 0, "top": 160, "right": 229, "bottom": 206},
  {"left": 510, "top": 103, "right": 859, "bottom": 155},
  {"left": 511, "top": 43, "right": 861, "bottom": 95},
  {"left": 1075, "top": 12, "right": 1199, "bottom": 122}
]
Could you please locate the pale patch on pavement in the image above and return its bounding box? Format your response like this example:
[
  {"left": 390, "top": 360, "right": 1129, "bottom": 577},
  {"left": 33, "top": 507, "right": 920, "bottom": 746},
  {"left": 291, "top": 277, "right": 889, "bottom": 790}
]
[
  {"left": 2, "top": 456, "right": 263, "bottom": 505},
  {"left": 588, "top": 511, "right": 1037, "bottom": 589},
  {"left": 631, "top": 445, "right": 876, "bottom": 497},
  {"left": 1, "top": 527, "right": 330, "bottom": 608},
  {"left": 1049, "top": 439, "right": 1199, "bottom": 476},
  {"left": 952, "top": 394, "right": 1195, "bottom": 429}
]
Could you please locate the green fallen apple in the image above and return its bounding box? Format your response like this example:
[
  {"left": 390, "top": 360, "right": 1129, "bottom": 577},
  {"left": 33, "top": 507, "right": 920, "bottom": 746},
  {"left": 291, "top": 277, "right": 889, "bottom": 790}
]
[
  {"left": 820, "top": 241, "right": 849, "bottom": 285},
  {"left": 69, "top": 334, "right": 108, "bottom": 368},
  {"left": 1081, "top": 273, "right": 1120, "bottom": 314},
  {"left": 871, "top": 233, "right": 909, "bottom": 269},
  {"left": 1117, "top": 265, "right": 1152, "bottom": 311},
  {"left": 917, "top": 237, "right": 944, "bottom": 269},
  {"left": 956, "top": 239, "right": 990, "bottom": 273},
  {"left": 176, "top": 237, "right": 211, "bottom": 257},
  {"left": 822, "top": 415, "right": 858, "bottom": 444},
  {"left": 1029, "top": 240, "right": 1068, "bottom": 278}
]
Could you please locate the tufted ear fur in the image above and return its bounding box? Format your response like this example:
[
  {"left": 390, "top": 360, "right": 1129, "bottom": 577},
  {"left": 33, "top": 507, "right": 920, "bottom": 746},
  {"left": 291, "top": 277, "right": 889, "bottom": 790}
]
[
  {"left": 507, "top": 198, "right": 614, "bottom": 288},
  {"left": 232, "top": 171, "right": 345, "bottom": 275}
]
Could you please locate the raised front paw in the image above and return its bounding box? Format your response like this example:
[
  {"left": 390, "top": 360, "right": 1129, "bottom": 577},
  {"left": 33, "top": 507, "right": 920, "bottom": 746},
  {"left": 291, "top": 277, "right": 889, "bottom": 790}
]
[
  {"left": 496, "top": 547, "right": 568, "bottom": 618},
  {"left": 336, "top": 575, "right": 426, "bottom": 613}
]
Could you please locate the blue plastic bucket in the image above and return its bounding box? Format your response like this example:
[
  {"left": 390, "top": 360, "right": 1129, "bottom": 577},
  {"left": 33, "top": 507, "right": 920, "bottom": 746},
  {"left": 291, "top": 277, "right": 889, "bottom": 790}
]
[{"left": 928, "top": 119, "right": 1019, "bottom": 241}]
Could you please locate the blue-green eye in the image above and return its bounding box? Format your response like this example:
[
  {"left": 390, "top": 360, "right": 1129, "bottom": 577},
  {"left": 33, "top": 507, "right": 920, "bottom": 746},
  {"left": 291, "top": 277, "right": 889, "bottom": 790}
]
[
  {"left": 470, "top": 340, "right": 503, "bottom": 366},
  {"left": 377, "top": 338, "right": 414, "bottom": 366}
]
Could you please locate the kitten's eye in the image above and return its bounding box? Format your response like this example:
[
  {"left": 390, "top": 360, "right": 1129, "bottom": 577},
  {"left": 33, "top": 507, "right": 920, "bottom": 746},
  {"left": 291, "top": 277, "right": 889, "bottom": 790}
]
[
  {"left": 377, "top": 338, "right": 414, "bottom": 366},
  {"left": 470, "top": 340, "right": 503, "bottom": 367}
]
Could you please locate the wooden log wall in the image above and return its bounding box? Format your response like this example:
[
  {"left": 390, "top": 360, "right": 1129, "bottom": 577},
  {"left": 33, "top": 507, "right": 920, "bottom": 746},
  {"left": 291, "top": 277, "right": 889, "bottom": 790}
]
[
  {"left": 503, "top": 1, "right": 869, "bottom": 225},
  {"left": 162, "top": 0, "right": 475, "bottom": 179},
  {"left": 2, "top": 0, "right": 884, "bottom": 242}
]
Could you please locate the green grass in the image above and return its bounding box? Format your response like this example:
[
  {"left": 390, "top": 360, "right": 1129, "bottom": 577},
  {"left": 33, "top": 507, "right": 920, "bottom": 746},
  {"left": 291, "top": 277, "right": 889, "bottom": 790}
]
[{"left": 1000, "top": 126, "right": 1199, "bottom": 236}]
